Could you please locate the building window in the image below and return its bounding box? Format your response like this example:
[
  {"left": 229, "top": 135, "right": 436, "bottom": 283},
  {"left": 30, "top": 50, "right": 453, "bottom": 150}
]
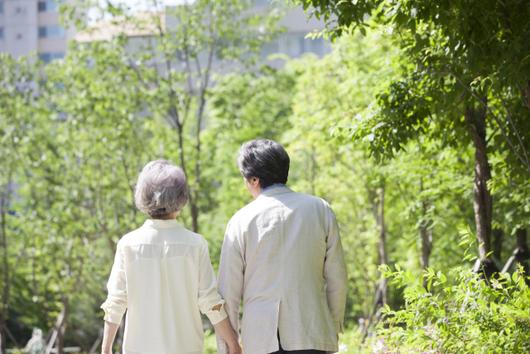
[
  {"left": 279, "top": 33, "right": 304, "bottom": 57},
  {"left": 0, "top": 2, "right": 4, "bottom": 14},
  {"left": 39, "top": 52, "right": 64, "bottom": 63},
  {"left": 261, "top": 40, "right": 280, "bottom": 58},
  {"left": 15, "top": 6, "right": 25, "bottom": 15},
  {"left": 38, "top": 26, "right": 65, "bottom": 38},
  {"left": 306, "top": 37, "right": 325, "bottom": 56},
  {"left": 38, "top": 0, "right": 57, "bottom": 12},
  {"left": 0, "top": 28, "right": 3, "bottom": 40},
  {"left": 16, "top": 33, "right": 23, "bottom": 40}
]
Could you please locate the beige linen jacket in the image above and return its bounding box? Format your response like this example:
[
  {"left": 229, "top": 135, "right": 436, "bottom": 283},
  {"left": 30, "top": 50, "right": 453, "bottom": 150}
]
[
  {"left": 218, "top": 185, "right": 348, "bottom": 354},
  {"left": 101, "top": 219, "right": 227, "bottom": 354}
]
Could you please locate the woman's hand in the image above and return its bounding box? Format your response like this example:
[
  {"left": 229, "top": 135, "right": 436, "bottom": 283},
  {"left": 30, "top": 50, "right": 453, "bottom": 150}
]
[
  {"left": 226, "top": 339, "right": 242, "bottom": 354},
  {"left": 214, "top": 317, "right": 242, "bottom": 354},
  {"left": 101, "top": 321, "right": 120, "bottom": 354}
]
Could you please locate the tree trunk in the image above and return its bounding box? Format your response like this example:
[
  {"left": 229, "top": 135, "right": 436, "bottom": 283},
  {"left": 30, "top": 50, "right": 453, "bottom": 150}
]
[
  {"left": 492, "top": 228, "right": 503, "bottom": 262},
  {"left": 419, "top": 220, "right": 433, "bottom": 270},
  {"left": 465, "top": 102, "right": 497, "bottom": 277},
  {"left": 419, "top": 179, "right": 433, "bottom": 270},
  {"left": 523, "top": 80, "right": 530, "bottom": 111},
  {"left": 501, "top": 228, "right": 530, "bottom": 282},
  {"left": 515, "top": 228, "right": 530, "bottom": 275},
  {"left": 376, "top": 186, "right": 388, "bottom": 306},
  {"left": 190, "top": 200, "right": 199, "bottom": 233},
  {"left": 56, "top": 297, "right": 68, "bottom": 354},
  {"left": 45, "top": 300, "right": 68, "bottom": 354},
  {"left": 361, "top": 184, "right": 388, "bottom": 342},
  {"left": 0, "top": 176, "right": 12, "bottom": 354}
]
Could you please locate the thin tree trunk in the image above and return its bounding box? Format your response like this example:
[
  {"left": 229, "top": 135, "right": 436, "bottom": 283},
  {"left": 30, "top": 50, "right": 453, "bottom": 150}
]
[
  {"left": 523, "top": 80, "right": 530, "bottom": 110},
  {"left": 419, "top": 179, "right": 433, "bottom": 270},
  {"left": 419, "top": 219, "right": 433, "bottom": 270},
  {"left": 362, "top": 184, "right": 387, "bottom": 342},
  {"left": 377, "top": 186, "right": 388, "bottom": 305},
  {"left": 56, "top": 297, "right": 68, "bottom": 354},
  {"left": 0, "top": 174, "right": 12, "bottom": 354},
  {"left": 0, "top": 212, "right": 6, "bottom": 354},
  {"left": 501, "top": 228, "right": 530, "bottom": 281},
  {"left": 46, "top": 300, "right": 67, "bottom": 354},
  {"left": 492, "top": 228, "right": 503, "bottom": 262},
  {"left": 370, "top": 185, "right": 388, "bottom": 307},
  {"left": 515, "top": 228, "right": 530, "bottom": 275},
  {"left": 465, "top": 102, "right": 497, "bottom": 277}
]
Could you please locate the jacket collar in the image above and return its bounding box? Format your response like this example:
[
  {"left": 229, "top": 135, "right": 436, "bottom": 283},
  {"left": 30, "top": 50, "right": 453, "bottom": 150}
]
[{"left": 260, "top": 184, "right": 293, "bottom": 197}]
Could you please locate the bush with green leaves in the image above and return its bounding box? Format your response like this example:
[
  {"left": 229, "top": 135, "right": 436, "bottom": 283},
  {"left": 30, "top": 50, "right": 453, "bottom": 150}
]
[{"left": 376, "top": 265, "right": 530, "bottom": 354}]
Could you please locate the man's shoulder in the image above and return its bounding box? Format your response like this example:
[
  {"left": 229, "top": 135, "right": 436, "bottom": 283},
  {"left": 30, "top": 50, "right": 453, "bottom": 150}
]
[
  {"left": 228, "top": 198, "right": 263, "bottom": 229},
  {"left": 285, "top": 190, "right": 333, "bottom": 214},
  {"left": 293, "top": 190, "right": 329, "bottom": 205},
  {"left": 229, "top": 190, "right": 331, "bottom": 226}
]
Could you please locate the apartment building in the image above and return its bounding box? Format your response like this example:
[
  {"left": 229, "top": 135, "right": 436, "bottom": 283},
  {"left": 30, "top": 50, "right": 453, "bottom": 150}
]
[
  {"left": 0, "top": 0, "right": 329, "bottom": 64},
  {"left": 76, "top": 0, "right": 331, "bottom": 64},
  {"left": 256, "top": 1, "right": 331, "bottom": 60},
  {"left": 0, "top": 0, "right": 71, "bottom": 62}
]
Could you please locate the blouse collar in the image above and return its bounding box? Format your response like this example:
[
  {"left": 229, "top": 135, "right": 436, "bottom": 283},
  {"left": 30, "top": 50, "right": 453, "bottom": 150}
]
[{"left": 143, "top": 218, "right": 180, "bottom": 229}]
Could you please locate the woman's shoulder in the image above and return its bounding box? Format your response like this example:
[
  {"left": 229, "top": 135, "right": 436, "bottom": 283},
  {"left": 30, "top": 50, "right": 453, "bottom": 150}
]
[
  {"left": 115, "top": 227, "right": 145, "bottom": 248},
  {"left": 116, "top": 225, "right": 209, "bottom": 257},
  {"left": 176, "top": 227, "right": 208, "bottom": 249}
]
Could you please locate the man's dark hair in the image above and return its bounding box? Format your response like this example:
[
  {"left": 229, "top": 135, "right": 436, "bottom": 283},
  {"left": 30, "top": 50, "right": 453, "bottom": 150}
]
[{"left": 238, "top": 139, "right": 290, "bottom": 188}]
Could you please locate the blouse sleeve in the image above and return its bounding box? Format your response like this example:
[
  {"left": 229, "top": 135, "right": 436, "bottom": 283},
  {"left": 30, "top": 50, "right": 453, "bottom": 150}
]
[
  {"left": 197, "top": 240, "right": 228, "bottom": 325},
  {"left": 100, "top": 241, "right": 128, "bottom": 324}
]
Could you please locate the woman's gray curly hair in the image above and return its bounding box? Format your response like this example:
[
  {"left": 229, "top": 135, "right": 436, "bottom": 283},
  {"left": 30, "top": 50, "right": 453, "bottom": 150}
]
[{"left": 134, "top": 160, "right": 188, "bottom": 218}]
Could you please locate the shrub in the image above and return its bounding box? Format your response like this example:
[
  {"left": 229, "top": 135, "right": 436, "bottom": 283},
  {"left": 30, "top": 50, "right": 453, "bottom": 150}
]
[{"left": 376, "top": 265, "right": 530, "bottom": 354}]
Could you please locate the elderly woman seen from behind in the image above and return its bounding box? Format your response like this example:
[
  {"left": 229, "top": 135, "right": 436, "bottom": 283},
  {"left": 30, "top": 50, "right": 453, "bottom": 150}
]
[{"left": 100, "top": 160, "right": 241, "bottom": 354}]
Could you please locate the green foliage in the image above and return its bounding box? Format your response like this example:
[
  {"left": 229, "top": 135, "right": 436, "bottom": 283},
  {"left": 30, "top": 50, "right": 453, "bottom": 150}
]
[
  {"left": 200, "top": 67, "right": 295, "bottom": 261},
  {"left": 300, "top": 0, "right": 530, "bottom": 170},
  {"left": 2, "top": 0, "right": 282, "bottom": 348},
  {"left": 378, "top": 266, "right": 530, "bottom": 354},
  {"left": 2, "top": 0, "right": 530, "bottom": 351}
]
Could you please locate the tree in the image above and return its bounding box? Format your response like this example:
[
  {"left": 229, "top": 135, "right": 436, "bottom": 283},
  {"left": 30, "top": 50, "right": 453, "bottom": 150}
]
[
  {"left": 0, "top": 55, "right": 45, "bottom": 353},
  {"left": 298, "top": 0, "right": 530, "bottom": 274},
  {"left": 202, "top": 67, "right": 294, "bottom": 260},
  {"left": 71, "top": 0, "right": 280, "bottom": 233},
  {"left": 1, "top": 0, "right": 282, "bottom": 351}
]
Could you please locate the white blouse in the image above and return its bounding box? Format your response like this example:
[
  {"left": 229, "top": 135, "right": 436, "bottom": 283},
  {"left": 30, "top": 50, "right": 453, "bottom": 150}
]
[{"left": 101, "top": 219, "right": 227, "bottom": 354}]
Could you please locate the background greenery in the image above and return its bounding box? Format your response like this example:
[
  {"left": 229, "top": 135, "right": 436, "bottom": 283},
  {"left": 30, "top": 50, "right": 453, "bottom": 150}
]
[{"left": 0, "top": 0, "right": 529, "bottom": 353}]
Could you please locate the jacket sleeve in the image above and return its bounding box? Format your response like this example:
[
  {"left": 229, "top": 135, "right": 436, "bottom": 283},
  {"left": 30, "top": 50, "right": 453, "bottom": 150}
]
[
  {"left": 323, "top": 202, "right": 348, "bottom": 333},
  {"left": 216, "top": 219, "right": 245, "bottom": 354},
  {"left": 197, "top": 240, "right": 228, "bottom": 325},
  {"left": 101, "top": 241, "right": 128, "bottom": 324}
]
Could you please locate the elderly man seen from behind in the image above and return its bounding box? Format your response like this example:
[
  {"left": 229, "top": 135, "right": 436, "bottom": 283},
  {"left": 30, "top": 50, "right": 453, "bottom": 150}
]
[{"left": 218, "top": 140, "right": 347, "bottom": 354}]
